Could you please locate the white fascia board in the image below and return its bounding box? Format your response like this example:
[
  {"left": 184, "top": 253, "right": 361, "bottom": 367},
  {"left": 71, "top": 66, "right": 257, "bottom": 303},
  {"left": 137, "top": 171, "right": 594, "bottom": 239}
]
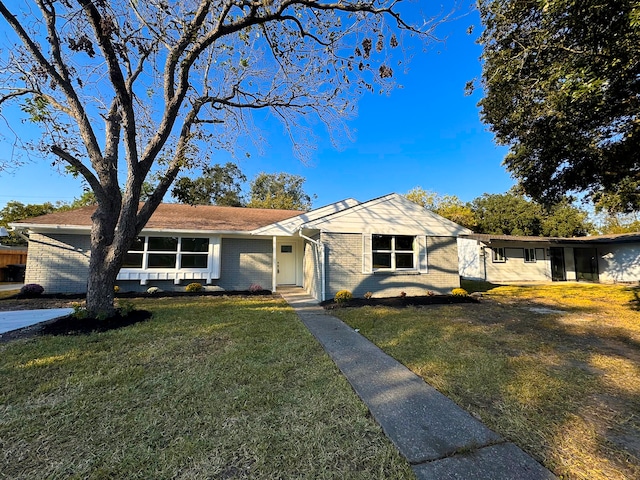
[
  {"left": 251, "top": 197, "right": 360, "bottom": 236},
  {"left": 301, "top": 193, "right": 473, "bottom": 236},
  {"left": 10, "top": 223, "right": 255, "bottom": 237}
]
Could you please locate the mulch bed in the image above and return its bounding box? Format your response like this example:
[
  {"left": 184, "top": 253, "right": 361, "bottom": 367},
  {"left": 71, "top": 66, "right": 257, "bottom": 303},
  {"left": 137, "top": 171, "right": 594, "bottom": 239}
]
[
  {"left": 0, "top": 309, "right": 153, "bottom": 344},
  {"left": 320, "top": 295, "right": 479, "bottom": 309}
]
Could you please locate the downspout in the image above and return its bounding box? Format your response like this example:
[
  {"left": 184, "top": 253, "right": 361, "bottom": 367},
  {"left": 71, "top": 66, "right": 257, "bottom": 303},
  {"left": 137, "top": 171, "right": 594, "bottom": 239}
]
[{"left": 298, "top": 230, "right": 325, "bottom": 302}]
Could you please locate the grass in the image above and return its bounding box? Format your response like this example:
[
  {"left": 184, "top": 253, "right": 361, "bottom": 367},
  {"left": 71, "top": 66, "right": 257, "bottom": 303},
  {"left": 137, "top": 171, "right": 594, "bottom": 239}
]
[
  {"left": 0, "top": 296, "right": 413, "bottom": 479},
  {"left": 334, "top": 282, "right": 640, "bottom": 480}
]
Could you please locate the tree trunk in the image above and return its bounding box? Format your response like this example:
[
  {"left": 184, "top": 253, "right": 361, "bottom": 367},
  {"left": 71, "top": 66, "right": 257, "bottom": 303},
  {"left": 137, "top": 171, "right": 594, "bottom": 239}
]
[
  {"left": 85, "top": 206, "right": 121, "bottom": 318},
  {"left": 86, "top": 252, "right": 119, "bottom": 318}
]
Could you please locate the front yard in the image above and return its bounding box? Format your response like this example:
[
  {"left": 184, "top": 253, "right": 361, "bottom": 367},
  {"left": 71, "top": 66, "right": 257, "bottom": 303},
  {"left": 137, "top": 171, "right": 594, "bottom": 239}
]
[
  {"left": 0, "top": 296, "right": 413, "bottom": 479},
  {"left": 334, "top": 282, "right": 640, "bottom": 480}
]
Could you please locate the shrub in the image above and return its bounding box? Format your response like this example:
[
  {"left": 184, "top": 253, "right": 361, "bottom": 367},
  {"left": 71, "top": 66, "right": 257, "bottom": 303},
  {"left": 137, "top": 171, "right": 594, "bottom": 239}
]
[
  {"left": 334, "top": 290, "right": 353, "bottom": 303},
  {"left": 364, "top": 291, "right": 373, "bottom": 299},
  {"left": 147, "top": 286, "right": 161, "bottom": 295},
  {"left": 114, "top": 285, "right": 120, "bottom": 294},
  {"left": 117, "top": 300, "right": 135, "bottom": 316},
  {"left": 71, "top": 302, "right": 88, "bottom": 319},
  {"left": 249, "top": 283, "right": 263, "bottom": 293},
  {"left": 20, "top": 283, "right": 44, "bottom": 297},
  {"left": 451, "top": 288, "right": 469, "bottom": 297},
  {"left": 185, "top": 282, "right": 203, "bottom": 292}
]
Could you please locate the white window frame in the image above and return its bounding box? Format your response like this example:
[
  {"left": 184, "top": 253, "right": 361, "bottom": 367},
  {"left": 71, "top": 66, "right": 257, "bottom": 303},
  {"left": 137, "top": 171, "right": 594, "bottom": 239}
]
[
  {"left": 492, "top": 247, "right": 506, "bottom": 263},
  {"left": 371, "top": 234, "right": 417, "bottom": 271},
  {"left": 524, "top": 248, "right": 536, "bottom": 263},
  {"left": 122, "top": 235, "right": 211, "bottom": 272}
]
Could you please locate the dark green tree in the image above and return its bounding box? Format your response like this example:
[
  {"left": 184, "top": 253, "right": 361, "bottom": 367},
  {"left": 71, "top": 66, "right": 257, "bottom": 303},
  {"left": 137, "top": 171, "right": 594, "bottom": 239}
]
[
  {"left": 247, "top": 172, "right": 315, "bottom": 211},
  {"left": 171, "top": 163, "right": 246, "bottom": 206},
  {"left": 476, "top": 0, "right": 640, "bottom": 211},
  {"left": 471, "top": 192, "right": 592, "bottom": 237}
]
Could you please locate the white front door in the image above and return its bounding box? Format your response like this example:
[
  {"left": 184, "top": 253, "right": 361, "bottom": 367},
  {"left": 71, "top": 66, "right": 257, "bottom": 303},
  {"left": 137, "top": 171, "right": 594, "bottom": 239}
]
[{"left": 277, "top": 243, "right": 296, "bottom": 285}]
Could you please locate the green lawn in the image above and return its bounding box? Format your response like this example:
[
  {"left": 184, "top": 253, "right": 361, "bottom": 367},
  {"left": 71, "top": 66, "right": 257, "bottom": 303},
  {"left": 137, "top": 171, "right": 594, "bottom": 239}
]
[
  {"left": 334, "top": 282, "right": 640, "bottom": 480},
  {"left": 0, "top": 296, "right": 413, "bottom": 479}
]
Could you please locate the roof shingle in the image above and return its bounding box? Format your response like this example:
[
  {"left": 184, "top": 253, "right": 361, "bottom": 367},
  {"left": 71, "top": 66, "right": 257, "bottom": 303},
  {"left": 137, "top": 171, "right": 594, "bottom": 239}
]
[{"left": 11, "top": 204, "right": 303, "bottom": 232}]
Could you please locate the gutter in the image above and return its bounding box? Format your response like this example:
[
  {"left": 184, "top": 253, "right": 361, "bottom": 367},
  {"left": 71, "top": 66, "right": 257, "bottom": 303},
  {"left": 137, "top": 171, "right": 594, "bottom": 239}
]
[{"left": 298, "top": 230, "right": 326, "bottom": 302}]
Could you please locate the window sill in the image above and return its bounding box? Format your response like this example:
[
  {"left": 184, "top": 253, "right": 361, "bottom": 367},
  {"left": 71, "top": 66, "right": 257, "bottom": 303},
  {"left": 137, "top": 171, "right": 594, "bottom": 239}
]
[{"left": 373, "top": 270, "right": 420, "bottom": 276}]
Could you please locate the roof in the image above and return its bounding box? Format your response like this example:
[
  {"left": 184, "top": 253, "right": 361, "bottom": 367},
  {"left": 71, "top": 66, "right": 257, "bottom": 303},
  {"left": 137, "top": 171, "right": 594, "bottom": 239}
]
[
  {"left": 10, "top": 204, "right": 303, "bottom": 233},
  {"left": 462, "top": 232, "right": 640, "bottom": 245},
  {"left": 299, "top": 193, "right": 474, "bottom": 236}
]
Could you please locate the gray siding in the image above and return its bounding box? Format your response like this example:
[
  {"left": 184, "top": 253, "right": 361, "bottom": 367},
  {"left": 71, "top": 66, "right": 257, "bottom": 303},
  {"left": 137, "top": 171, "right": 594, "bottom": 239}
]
[
  {"left": 323, "top": 233, "right": 460, "bottom": 299},
  {"left": 219, "top": 238, "right": 272, "bottom": 291},
  {"left": 25, "top": 233, "right": 91, "bottom": 293}
]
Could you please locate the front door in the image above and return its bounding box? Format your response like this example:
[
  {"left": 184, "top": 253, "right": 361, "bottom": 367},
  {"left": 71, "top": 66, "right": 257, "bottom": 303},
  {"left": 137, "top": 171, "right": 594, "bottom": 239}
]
[
  {"left": 276, "top": 243, "right": 296, "bottom": 285},
  {"left": 550, "top": 247, "right": 566, "bottom": 281}
]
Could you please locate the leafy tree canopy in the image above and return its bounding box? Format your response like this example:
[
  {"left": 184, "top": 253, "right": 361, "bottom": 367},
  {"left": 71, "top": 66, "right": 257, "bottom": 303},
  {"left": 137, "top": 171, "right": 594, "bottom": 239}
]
[
  {"left": 247, "top": 172, "right": 315, "bottom": 211},
  {"left": 471, "top": 192, "right": 593, "bottom": 237},
  {"left": 171, "top": 163, "right": 246, "bottom": 206},
  {"left": 476, "top": 0, "right": 640, "bottom": 211}
]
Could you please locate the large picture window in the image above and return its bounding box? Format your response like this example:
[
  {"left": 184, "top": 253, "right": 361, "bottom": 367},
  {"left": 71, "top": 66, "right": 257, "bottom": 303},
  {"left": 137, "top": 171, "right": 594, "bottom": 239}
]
[
  {"left": 372, "top": 234, "right": 415, "bottom": 270},
  {"left": 123, "top": 236, "right": 209, "bottom": 270}
]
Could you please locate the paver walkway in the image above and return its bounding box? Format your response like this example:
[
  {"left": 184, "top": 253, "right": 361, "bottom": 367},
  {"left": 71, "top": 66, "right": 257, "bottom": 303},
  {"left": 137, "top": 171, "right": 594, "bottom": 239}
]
[{"left": 279, "top": 288, "right": 557, "bottom": 480}]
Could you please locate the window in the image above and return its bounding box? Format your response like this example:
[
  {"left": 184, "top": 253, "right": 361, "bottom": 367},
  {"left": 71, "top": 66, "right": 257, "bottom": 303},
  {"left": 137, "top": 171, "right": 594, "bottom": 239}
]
[
  {"left": 372, "top": 235, "right": 415, "bottom": 270},
  {"left": 524, "top": 248, "right": 536, "bottom": 263},
  {"left": 492, "top": 247, "right": 506, "bottom": 263},
  {"left": 123, "top": 236, "right": 209, "bottom": 270}
]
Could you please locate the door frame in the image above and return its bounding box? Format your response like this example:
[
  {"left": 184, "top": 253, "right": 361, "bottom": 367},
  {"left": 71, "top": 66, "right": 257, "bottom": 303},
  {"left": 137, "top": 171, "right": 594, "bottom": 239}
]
[{"left": 274, "top": 238, "right": 302, "bottom": 287}]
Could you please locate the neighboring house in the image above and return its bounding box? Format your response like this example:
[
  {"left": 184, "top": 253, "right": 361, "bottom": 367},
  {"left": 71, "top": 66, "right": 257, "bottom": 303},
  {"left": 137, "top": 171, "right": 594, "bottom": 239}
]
[
  {"left": 10, "top": 193, "right": 471, "bottom": 300},
  {"left": 458, "top": 233, "right": 640, "bottom": 284}
]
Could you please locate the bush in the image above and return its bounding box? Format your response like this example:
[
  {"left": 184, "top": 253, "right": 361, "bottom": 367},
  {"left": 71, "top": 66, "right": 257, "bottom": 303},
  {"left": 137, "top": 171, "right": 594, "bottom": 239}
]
[
  {"left": 451, "top": 288, "right": 469, "bottom": 297},
  {"left": 334, "top": 290, "right": 353, "bottom": 303},
  {"left": 364, "top": 291, "right": 373, "bottom": 299},
  {"left": 20, "top": 283, "right": 44, "bottom": 297},
  {"left": 249, "top": 283, "right": 263, "bottom": 293},
  {"left": 114, "top": 285, "right": 120, "bottom": 294},
  {"left": 185, "top": 282, "right": 203, "bottom": 292}
]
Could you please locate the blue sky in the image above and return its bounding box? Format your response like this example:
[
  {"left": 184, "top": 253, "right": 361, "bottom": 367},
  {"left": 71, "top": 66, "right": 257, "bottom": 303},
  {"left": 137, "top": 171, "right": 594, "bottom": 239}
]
[{"left": 0, "top": 3, "right": 514, "bottom": 211}]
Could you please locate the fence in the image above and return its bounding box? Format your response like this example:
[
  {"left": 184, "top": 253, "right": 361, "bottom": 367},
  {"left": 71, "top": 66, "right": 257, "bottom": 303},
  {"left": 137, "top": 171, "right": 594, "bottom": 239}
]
[{"left": 0, "top": 249, "right": 28, "bottom": 282}]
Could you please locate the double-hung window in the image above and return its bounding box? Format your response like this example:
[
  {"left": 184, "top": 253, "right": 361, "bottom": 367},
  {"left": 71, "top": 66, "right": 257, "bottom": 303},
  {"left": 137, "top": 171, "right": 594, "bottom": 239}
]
[
  {"left": 372, "top": 235, "right": 416, "bottom": 270},
  {"left": 492, "top": 247, "right": 506, "bottom": 263},
  {"left": 123, "top": 236, "right": 209, "bottom": 270},
  {"left": 524, "top": 248, "right": 536, "bottom": 263}
]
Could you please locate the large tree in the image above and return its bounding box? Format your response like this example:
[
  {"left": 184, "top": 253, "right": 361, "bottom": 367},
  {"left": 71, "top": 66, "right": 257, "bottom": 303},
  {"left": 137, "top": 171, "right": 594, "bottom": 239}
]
[
  {"left": 471, "top": 192, "right": 593, "bottom": 237},
  {"left": 476, "top": 0, "right": 640, "bottom": 211},
  {"left": 247, "top": 172, "right": 315, "bottom": 211},
  {"left": 0, "top": 0, "right": 440, "bottom": 316},
  {"left": 171, "top": 162, "right": 246, "bottom": 206}
]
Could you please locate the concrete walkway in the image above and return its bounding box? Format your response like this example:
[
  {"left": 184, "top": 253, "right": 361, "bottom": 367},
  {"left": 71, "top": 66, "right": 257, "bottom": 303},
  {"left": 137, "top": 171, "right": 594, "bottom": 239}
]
[
  {"left": 0, "top": 308, "right": 75, "bottom": 334},
  {"left": 279, "top": 288, "right": 557, "bottom": 480},
  {"left": 0, "top": 284, "right": 73, "bottom": 334}
]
